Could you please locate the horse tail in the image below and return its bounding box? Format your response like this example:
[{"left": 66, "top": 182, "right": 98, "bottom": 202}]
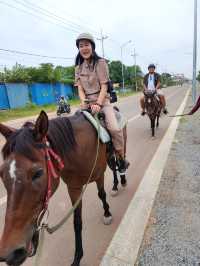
[{"left": 188, "top": 95, "right": 200, "bottom": 115}]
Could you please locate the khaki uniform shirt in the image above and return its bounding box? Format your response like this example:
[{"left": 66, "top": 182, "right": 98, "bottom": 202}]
[{"left": 75, "top": 59, "right": 110, "bottom": 103}]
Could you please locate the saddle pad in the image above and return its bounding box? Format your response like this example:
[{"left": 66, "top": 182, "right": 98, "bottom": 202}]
[
  {"left": 82, "top": 109, "right": 127, "bottom": 144},
  {"left": 114, "top": 108, "right": 127, "bottom": 129},
  {"left": 82, "top": 111, "right": 111, "bottom": 143}
]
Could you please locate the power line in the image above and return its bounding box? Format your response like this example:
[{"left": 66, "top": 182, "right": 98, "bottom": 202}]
[
  {"left": 12, "top": 0, "right": 99, "bottom": 36},
  {"left": 0, "top": 0, "right": 80, "bottom": 34},
  {"left": 1, "top": 1, "right": 123, "bottom": 58},
  {"left": 0, "top": 48, "right": 74, "bottom": 60},
  {"left": 26, "top": 0, "right": 99, "bottom": 35}
]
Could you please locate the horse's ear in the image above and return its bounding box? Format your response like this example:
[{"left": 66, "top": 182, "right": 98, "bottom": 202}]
[
  {"left": 0, "top": 123, "right": 15, "bottom": 139},
  {"left": 34, "top": 111, "right": 49, "bottom": 141}
]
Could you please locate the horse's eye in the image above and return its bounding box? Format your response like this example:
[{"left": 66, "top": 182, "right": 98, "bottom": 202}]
[{"left": 32, "top": 169, "right": 44, "bottom": 181}]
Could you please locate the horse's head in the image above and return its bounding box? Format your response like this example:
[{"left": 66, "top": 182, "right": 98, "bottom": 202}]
[
  {"left": 144, "top": 90, "right": 157, "bottom": 103},
  {"left": 0, "top": 111, "right": 54, "bottom": 266}
]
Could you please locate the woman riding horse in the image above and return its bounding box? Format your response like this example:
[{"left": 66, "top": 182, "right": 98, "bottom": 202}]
[
  {"left": 0, "top": 33, "right": 130, "bottom": 266},
  {"left": 75, "top": 33, "right": 129, "bottom": 173}
]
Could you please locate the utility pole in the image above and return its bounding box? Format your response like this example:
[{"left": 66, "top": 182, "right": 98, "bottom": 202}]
[
  {"left": 121, "top": 40, "right": 132, "bottom": 92},
  {"left": 131, "top": 48, "right": 138, "bottom": 91},
  {"left": 192, "top": 0, "right": 197, "bottom": 103},
  {"left": 97, "top": 29, "right": 108, "bottom": 58}
]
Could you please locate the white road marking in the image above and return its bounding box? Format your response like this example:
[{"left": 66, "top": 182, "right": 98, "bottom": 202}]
[
  {"left": 101, "top": 89, "right": 190, "bottom": 265},
  {"left": 0, "top": 196, "right": 7, "bottom": 206}
]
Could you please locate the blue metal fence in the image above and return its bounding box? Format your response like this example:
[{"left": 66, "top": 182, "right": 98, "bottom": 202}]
[
  {"left": 0, "top": 83, "right": 10, "bottom": 109},
  {"left": 5, "top": 83, "right": 29, "bottom": 109},
  {"left": 0, "top": 83, "right": 74, "bottom": 109},
  {"left": 29, "top": 83, "right": 55, "bottom": 105},
  {"left": 53, "top": 83, "right": 73, "bottom": 103}
]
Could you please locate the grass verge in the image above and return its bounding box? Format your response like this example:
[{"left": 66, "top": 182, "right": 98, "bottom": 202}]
[
  {"left": 0, "top": 91, "right": 138, "bottom": 122},
  {"left": 0, "top": 99, "right": 80, "bottom": 122}
]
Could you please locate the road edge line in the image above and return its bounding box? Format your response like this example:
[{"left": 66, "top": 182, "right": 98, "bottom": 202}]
[{"left": 100, "top": 89, "right": 190, "bottom": 266}]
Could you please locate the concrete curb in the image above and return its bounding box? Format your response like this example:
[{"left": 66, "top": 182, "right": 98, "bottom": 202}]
[{"left": 100, "top": 89, "right": 190, "bottom": 266}]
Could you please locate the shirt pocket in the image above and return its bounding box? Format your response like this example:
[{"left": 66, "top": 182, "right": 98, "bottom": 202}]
[
  {"left": 79, "top": 73, "right": 89, "bottom": 88},
  {"left": 88, "top": 71, "right": 100, "bottom": 90}
]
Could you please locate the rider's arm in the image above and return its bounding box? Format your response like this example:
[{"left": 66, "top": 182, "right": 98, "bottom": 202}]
[
  {"left": 75, "top": 66, "right": 86, "bottom": 104},
  {"left": 143, "top": 84, "right": 148, "bottom": 91},
  {"left": 143, "top": 75, "right": 148, "bottom": 91},
  {"left": 155, "top": 80, "right": 161, "bottom": 90},
  {"left": 96, "top": 59, "right": 109, "bottom": 106},
  {"left": 96, "top": 84, "right": 108, "bottom": 106},
  {"left": 78, "top": 85, "right": 86, "bottom": 104},
  {"left": 155, "top": 74, "right": 161, "bottom": 90}
]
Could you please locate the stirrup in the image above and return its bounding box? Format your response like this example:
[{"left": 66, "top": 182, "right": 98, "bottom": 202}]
[
  {"left": 116, "top": 158, "right": 130, "bottom": 173},
  {"left": 163, "top": 108, "right": 168, "bottom": 115}
]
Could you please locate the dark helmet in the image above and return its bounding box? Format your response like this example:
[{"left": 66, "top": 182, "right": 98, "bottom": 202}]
[
  {"left": 76, "top": 33, "right": 96, "bottom": 49},
  {"left": 148, "top": 64, "right": 156, "bottom": 69},
  {"left": 60, "top": 96, "right": 64, "bottom": 99}
]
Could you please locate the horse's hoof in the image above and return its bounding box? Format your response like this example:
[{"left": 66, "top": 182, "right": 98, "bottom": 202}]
[
  {"left": 121, "top": 181, "right": 127, "bottom": 188},
  {"left": 103, "top": 215, "right": 113, "bottom": 225},
  {"left": 110, "top": 189, "right": 118, "bottom": 197}
]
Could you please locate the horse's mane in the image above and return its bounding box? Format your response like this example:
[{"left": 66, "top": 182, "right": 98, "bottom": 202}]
[{"left": 2, "top": 117, "right": 76, "bottom": 160}]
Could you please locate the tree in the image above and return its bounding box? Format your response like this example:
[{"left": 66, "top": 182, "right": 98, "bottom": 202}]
[
  {"left": 3, "top": 63, "right": 31, "bottom": 83},
  {"left": 108, "top": 61, "right": 123, "bottom": 84},
  {"left": 161, "top": 73, "right": 173, "bottom": 86},
  {"left": 125, "top": 65, "right": 142, "bottom": 86},
  {"left": 36, "top": 63, "right": 55, "bottom": 83},
  {"left": 0, "top": 71, "right": 5, "bottom": 82},
  {"left": 54, "top": 66, "right": 75, "bottom": 84},
  {"left": 197, "top": 71, "right": 200, "bottom": 82}
]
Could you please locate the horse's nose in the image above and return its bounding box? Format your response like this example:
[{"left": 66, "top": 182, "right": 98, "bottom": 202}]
[{"left": 5, "top": 247, "right": 27, "bottom": 266}]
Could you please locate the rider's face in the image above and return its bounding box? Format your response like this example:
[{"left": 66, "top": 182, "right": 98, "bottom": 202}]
[
  {"left": 79, "top": 40, "right": 93, "bottom": 60},
  {"left": 149, "top": 67, "right": 155, "bottom": 74}
]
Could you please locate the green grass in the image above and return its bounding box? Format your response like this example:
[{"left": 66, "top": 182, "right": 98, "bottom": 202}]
[
  {"left": 0, "top": 92, "right": 138, "bottom": 123},
  {"left": 0, "top": 98, "right": 80, "bottom": 123},
  {"left": 180, "top": 117, "right": 187, "bottom": 123}
]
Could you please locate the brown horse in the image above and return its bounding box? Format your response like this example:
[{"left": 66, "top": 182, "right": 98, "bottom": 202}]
[
  {"left": 144, "top": 91, "right": 162, "bottom": 137},
  {"left": 0, "top": 110, "right": 127, "bottom": 266}
]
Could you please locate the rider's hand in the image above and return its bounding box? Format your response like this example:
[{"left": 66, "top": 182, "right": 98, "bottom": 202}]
[
  {"left": 80, "top": 101, "right": 88, "bottom": 109},
  {"left": 91, "top": 103, "right": 101, "bottom": 113}
]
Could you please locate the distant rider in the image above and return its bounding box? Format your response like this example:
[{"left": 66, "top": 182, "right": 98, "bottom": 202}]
[{"left": 140, "top": 64, "right": 168, "bottom": 115}]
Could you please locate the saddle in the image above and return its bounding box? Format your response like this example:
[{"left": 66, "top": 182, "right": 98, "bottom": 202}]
[
  {"left": 81, "top": 107, "right": 127, "bottom": 144},
  {"left": 144, "top": 90, "right": 159, "bottom": 100}
]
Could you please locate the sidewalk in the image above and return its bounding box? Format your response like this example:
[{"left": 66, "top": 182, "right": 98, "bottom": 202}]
[{"left": 136, "top": 93, "right": 200, "bottom": 265}]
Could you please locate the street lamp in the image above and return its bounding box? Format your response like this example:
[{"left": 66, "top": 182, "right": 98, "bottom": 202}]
[
  {"left": 131, "top": 47, "right": 138, "bottom": 92},
  {"left": 192, "top": 0, "right": 197, "bottom": 103},
  {"left": 120, "top": 40, "right": 132, "bottom": 92}
]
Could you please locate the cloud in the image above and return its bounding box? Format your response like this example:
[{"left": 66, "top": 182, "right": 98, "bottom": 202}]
[{"left": 0, "top": 0, "right": 199, "bottom": 77}]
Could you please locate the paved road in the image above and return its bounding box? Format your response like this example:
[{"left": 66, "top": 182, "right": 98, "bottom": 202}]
[{"left": 0, "top": 86, "right": 188, "bottom": 266}]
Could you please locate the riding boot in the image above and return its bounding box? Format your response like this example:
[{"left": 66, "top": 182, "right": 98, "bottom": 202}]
[
  {"left": 141, "top": 109, "right": 146, "bottom": 116},
  {"left": 163, "top": 107, "right": 168, "bottom": 114},
  {"left": 116, "top": 150, "right": 130, "bottom": 173}
]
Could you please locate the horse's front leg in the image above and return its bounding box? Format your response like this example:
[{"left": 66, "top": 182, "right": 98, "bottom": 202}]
[
  {"left": 69, "top": 189, "right": 83, "bottom": 266},
  {"left": 96, "top": 178, "right": 113, "bottom": 225},
  {"left": 151, "top": 118, "right": 155, "bottom": 137},
  {"left": 156, "top": 115, "right": 159, "bottom": 128}
]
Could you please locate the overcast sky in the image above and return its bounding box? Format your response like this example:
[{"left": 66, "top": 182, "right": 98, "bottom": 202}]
[{"left": 0, "top": 0, "right": 199, "bottom": 78}]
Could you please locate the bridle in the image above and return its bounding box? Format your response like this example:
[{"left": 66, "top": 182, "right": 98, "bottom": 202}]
[{"left": 36, "top": 137, "right": 64, "bottom": 228}]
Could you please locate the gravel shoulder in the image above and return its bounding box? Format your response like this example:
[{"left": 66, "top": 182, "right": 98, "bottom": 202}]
[{"left": 136, "top": 92, "right": 200, "bottom": 266}]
